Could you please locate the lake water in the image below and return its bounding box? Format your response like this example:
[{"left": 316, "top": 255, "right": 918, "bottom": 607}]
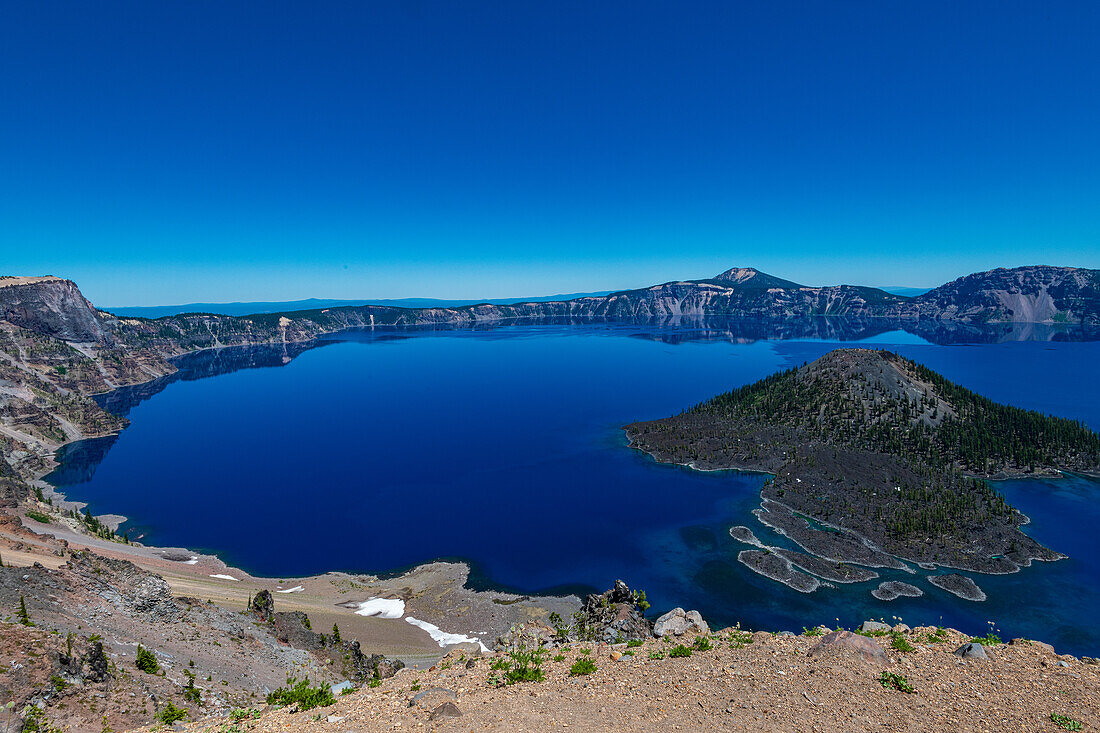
[{"left": 47, "top": 324, "right": 1100, "bottom": 656}]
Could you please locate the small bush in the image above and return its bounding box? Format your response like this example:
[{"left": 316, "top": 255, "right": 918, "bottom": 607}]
[
  {"left": 504, "top": 649, "right": 545, "bottom": 684},
  {"left": 569, "top": 657, "right": 597, "bottom": 676},
  {"left": 692, "top": 636, "right": 712, "bottom": 652},
  {"left": 890, "top": 632, "right": 915, "bottom": 653},
  {"left": 969, "top": 633, "right": 1002, "bottom": 646},
  {"left": 229, "top": 708, "right": 261, "bottom": 721},
  {"left": 25, "top": 511, "right": 51, "bottom": 524},
  {"left": 1050, "top": 713, "right": 1082, "bottom": 731},
  {"left": 802, "top": 626, "right": 823, "bottom": 637},
  {"left": 265, "top": 677, "right": 335, "bottom": 712},
  {"left": 135, "top": 646, "right": 159, "bottom": 674},
  {"left": 878, "top": 671, "right": 914, "bottom": 694},
  {"left": 626, "top": 639, "right": 643, "bottom": 648},
  {"left": 648, "top": 651, "right": 665, "bottom": 659},
  {"left": 856, "top": 628, "right": 889, "bottom": 638},
  {"left": 668, "top": 644, "right": 693, "bottom": 658},
  {"left": 728, "top": 628, "right": 754, "bottom": 648},
  {"left": 157, "top": 702, "right": 188, "bottom": 724}
]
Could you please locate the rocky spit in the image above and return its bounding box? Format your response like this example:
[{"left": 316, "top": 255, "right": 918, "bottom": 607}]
[
  {"left": 872, "top": 581, "right": 925, "bottom": 601},
  {"left": 928, "top": 573, "right": 988, "bottom": 602}
]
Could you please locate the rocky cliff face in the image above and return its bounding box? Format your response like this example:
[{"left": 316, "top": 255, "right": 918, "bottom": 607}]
[
  {"left": 0, "top": 277, "right": 116, "bottom": 343},
  {"left": 910, "top": 265, "right": 1100, "bottom": 324}
]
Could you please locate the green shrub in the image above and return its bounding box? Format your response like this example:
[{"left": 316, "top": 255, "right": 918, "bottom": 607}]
[
  {"left": 648, "top": 651, "right": 665, "bottom": 659},
  {"left": 692, "top": 636, "right": 712, "bottom": 651},
  {"left": 668, "top": 644, "right": 693, "bottom": 658},
  {"left": 265, "top": 677, "right": 335, "bottom": 712},
  {"left": 25, "top": 511, "right": 51, "bottom": 524},
  {"left": 157, "top": 702, "right": 188, "bottom": 724},
  {"left": 626, "top": 639, "right": 643, "bottom": 648},
  {"left": 1050, "top": 713, "right": 1082, "bottom": 731},
  {"left": 569, "top": 657, "right": 597, "bottom": 676},
  {"left": 229, "top": 709, "right": 261, "bottom": 721},
  {"left": 504, "top": 651, "right": 545, "bottom": 684},
  {"left": 135, "top": 645, "right": 159, "bottom": 674},
  {"left": 890, "top": 632, "right": 915, "bottom": 653},
  {"left": 878, "top": 671, "right": 914, "bottom": 694},
  {"left": 802, "top": 626, "right": 823, "bottom": 637},
  {"left": 969, "top": 633, "right": 1002, "bottom": 646},
  {"left": 728, "top": 628, "right": 754, "bottom": 648}
]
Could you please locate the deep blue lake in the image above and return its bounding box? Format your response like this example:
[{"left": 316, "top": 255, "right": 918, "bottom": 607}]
[{"left": 48, "top": 325, "right": 1100, "bottom": 656}]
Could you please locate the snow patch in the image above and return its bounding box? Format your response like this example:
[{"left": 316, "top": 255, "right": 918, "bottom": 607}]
[
  {"left": 354, "top": 598, "right": 405, "bottom": 619},
  {"left": 209, "top": 574, "right": 239, "bottom": 581},
  {"left": 276, "top": 586, "right": 304, "bottom": 594},
  {"left": 405, "top": 617, "right": 489, "bottom": 652}
]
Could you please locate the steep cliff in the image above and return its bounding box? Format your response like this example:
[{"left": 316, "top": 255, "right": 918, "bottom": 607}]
[
  {"left": 910, "top": 265, "right": 1100, "bottom": 324},
  {"left": 0, "top": 276, "right": 116, "bottom": 343}
]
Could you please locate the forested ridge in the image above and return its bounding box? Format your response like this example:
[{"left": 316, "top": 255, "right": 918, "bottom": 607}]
[
  {"left": 692, "top": 350, "right": 1100, "bottom": 476},
  {"left": 626, "top": 349, "right": 1095, "bottom": 571}
]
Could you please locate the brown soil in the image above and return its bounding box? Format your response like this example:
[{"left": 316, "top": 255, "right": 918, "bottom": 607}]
[{"left": 171, "top": 627, "right": 1098, "bottom": 733}]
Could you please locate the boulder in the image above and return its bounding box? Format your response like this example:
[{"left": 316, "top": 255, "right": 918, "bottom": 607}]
[
  {"left": 429, "top": 702, "right": 462, "bottom": 720},
  {"left": 859, "top": 621, "right": 891, "bottom": 633},
  {"left": 653, "top": 608, "right": 710, "bottom": 638},
  {"left": 409, "top": 687, "right": 456, "bottom": 708},
  {"left": 807, "top": 630, "right": 888, "bottom": 666},
  {"left": 498, "top": 622, "right": 556, "bottom": 651},
  {"left": 449, "top": 641, "right": 484, "bottom": 658},
  {"left": 954, "top": 643, "right": 988, "bottom": 660}
]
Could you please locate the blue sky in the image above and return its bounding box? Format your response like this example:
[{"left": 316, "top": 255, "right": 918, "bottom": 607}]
[{"left": 2, "top": 2, "right": 1098, "bottom": 305}]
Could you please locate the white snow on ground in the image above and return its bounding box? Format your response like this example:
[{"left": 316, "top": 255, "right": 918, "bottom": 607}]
[
  {"left": 184, "top": 556, "right": 198, "bottom": 565},
  {"left": 354, "top": 598, "right": 405, "bottom": 619},
  {"left": 405, "top": 617, "right": 489, "bottom": 652},
  {"left": 276, "top": 586, "right": 304, "bottom": 593},
  {"left": 209, "top": 574, "right": 239, "bottom": 581}
]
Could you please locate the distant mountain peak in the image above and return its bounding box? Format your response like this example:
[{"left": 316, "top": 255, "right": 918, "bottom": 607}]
[{"left": 712, "top": 268, "right": 803, "bottom": 289}]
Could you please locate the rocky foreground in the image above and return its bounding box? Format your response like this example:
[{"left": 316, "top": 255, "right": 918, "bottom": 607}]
[{"left": 164, "top": 621, "right": 1098, "bottom": 733}]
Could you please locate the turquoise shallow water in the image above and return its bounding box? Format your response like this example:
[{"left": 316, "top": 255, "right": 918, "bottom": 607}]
[{"left": 47, "top": 325, "right": 1100, "bottom": 656}]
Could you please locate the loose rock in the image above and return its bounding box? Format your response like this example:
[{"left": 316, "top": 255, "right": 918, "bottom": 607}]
[
  {"left": 954, "top": 643, "right": 989, "bottom": 660},
  {"left": 807, "top": 630, "right": 888, "bottom": 666}
]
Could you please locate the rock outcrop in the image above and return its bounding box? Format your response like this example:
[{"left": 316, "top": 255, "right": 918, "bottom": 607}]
[
  {"left": 0, "top": 277, "right": 115, "bottom": 344},
  {"left": 653, "top": 607, "right": 710, "bottom": 638},
  {"left": 572, "top": 580, "right": 653, "bottom": 643},
  {"left": 272, "top": 605, "right": 403, "bottom": 682},
  {"left": 807, "top": 630, "right": 888, "bottom": 666},
  {"left": 250, "top": 589, "right": 275, "bottom": 622}
]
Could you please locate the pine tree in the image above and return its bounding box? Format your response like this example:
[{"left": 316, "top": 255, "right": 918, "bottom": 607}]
[
  {"left": 332, "top": 623, "right": 341, "bottom": 644},
  {"left": 18, "top": 595, "right": 32, "bottom": 626}
]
